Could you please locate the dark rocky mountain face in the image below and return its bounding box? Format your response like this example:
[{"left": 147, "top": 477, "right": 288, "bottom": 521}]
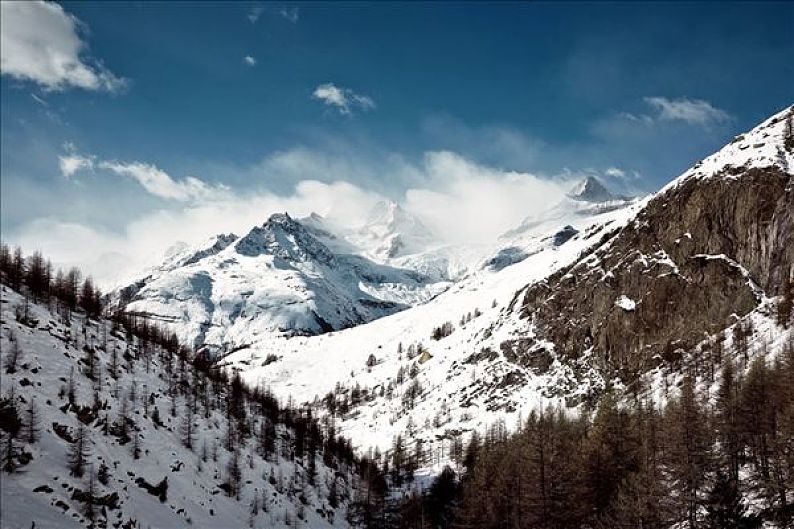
[{"left": 510, "top": 108, "right": 794, "bottom": 384}]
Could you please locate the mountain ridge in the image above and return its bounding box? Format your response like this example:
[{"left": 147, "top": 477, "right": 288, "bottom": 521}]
[{"left": 110, "top": 210, "right": 450, "bottom": 356}]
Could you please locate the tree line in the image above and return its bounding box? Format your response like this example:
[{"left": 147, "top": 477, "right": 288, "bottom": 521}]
[
  {"left": 0, "top": 242, "right": 101, "bottom": 319},
  {"left": 339, "top": 321, "right": 794, "bottom": 528},
  {"left": 372, "top": 336, "right": 794, "bottom": 529}
]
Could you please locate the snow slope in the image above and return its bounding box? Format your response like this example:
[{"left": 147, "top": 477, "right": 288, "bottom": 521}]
[
  {"left": 221, "top": 199, "right": 645, "bottom": 460},
  {"left": 0, "top": 286, "right": 357, "bottom": 529}
]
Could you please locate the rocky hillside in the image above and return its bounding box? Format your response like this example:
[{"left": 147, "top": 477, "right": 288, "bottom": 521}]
[{"left": 512, "top": 105, "right": 794, "bottom": 383}]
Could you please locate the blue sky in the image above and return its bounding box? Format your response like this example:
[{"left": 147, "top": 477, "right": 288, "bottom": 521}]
[{"left": 1, "top": 1, "right": 792, "bottom": 282}]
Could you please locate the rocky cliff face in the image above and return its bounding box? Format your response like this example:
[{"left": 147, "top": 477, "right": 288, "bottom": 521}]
[{"left": 512, "top": 106, "right": 794, "bottom": 381}]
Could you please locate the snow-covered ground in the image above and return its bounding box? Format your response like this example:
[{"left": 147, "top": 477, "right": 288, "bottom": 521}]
[{"left": 0, "top": 286, "right": 357, "bottom": 529}]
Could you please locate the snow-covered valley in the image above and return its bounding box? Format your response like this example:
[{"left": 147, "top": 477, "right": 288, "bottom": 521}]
[{"left": 2, "top": 102, "right": 793, "bottom": 528}]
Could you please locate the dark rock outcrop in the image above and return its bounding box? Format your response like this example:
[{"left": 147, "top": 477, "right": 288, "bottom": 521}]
[{"left": 512, "top": 108, "right": 794, "bottom": 382}]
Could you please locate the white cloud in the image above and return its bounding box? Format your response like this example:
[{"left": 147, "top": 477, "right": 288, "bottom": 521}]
[
  {"left": 58, "top": 154, "right": 95, "bottom": 178},
  {"left": 278, "top": 7, "right": 299, "bottom": 23},
  {"left": 60, "top": 150, "right": 228, "bottom": 202},
  {"left": 97, "top": 161, "right": 228, "bottom": 202},
  {"left": 0, "top": 1, "right": 125, "bottom": 92},
  {"left": 644, "top": 97, "right": 731, "bottom": 126},
  {"left": 312, "top": 83, "right": 375, "bottom": 115},
  {"left": 241, "top": 146, "right": 566, "bottom": 244},
  {"left": 244, "top": 55, "right": 257, "bottom": 66},
  {"left": 604, "top": 167, "right": 626, "bottom": 178},
  {"left": 404, "top": 152, "right": 566, "bottom": 243},
  {"left": 247, "top": 5, "right": 298, "bottom": 24}
]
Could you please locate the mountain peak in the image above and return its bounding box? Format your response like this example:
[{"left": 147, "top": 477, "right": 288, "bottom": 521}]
[
  {"left": 357, "top": 200, "right": 436, "bottom": 259},
  {"left": 233, "top": 212, "right": 335, "bottom": 263},
  {"left": 567, "top": 176, "right": 620, "bottom": 203},
  {"left": 266, "top": 211, "right": 295, "bottom": 226},
  {"left": 366, "top": 200, "right": 408, "bottom": 227}
]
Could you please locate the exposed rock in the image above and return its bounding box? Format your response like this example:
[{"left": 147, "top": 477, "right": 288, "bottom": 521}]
[
  {"left": 553, "top": 225, "right": 579, "bottom": 247},
  {"left": 485, "top": 246, "right": 529, "bottom": 272},
  {"left": 520, "top": 158, "right": 793, "bottom": 382}
]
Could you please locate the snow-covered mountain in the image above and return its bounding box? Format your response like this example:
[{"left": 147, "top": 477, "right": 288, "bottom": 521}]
[
  {"left": 215, "top": 105, "right": 794, "bottom": 468},
  {"left": 108, "top": 106, "right": 794, "bottom": 477},
  {"left": 567, "top": 175, "right": 626, "bottom": 202},
  {"left": 111, "top": 181, "right": 637, "bottom": 357},
  {"left": 111, "top": 213, "right": 450, "bottom": 357},
  {"left": 500, "top": 175, "right": 636, "bottom": 242},
  {"left": 0, "top": 286, "right": 362, "bottom": 529},
  {"left": 350, "top": 200, "right": 437, "bottom": 261}
]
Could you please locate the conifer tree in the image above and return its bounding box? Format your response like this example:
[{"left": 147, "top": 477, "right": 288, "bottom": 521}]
[
  {"left": 67, "top": 366, "right": 77, "bottom": 405},
  {"left": 25, "top": 251, "right": 49, "bottom": 303},
  {"left": 83, "top": 466, "right": 98, "bottom": 524},
  {"left": 180, "top": 403, "right": 195, "bottom": 450},
  {"left": 0, "top": 243, "right": 11, "bottom": 282},
  {"left": 69, "top": 424, "right": 91, "bottom": 477},
  {"left": 2, "top": 435, "right": 17, "bottom": 473},
  {"left": 3, "top": 337, "right": 21, "bottom": 374},
  {"left": 131, "top": 429, "right": 141, "bottom": 460},
  {"left": 716, "top": 359, "right": 741, "bottom": 481},
  {"left": 9, "top": 247, "right": 24, "bottom": 291},
  {"left": 740, "top": 357, "right": 774, "bottom": 480},
  {"left": 227, "top": 450, "right": 242, "bottom": 498},
  {"left": 24, "top": 399, "right": 40, "bottom": 444},
  {"left": 665, "top": 376, "right": 712, "bottom": 527},
  {"left": 703, "top": 471, "right": 759, "bottom": 529},
  {"left": 98, "top": 462, "right": 110, "bottom": 485}
]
